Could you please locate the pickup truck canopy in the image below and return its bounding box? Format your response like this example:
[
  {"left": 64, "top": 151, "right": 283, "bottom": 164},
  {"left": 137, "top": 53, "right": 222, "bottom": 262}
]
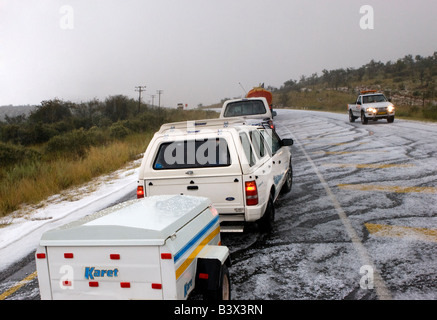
[{"left": 39, "top": 195, "right": 211, "bottom": 246}]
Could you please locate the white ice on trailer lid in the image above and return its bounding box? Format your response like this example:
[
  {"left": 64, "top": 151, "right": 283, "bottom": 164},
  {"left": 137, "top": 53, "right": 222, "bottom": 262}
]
[{"left": 39, "top": 195, "right": 211, "bottom": 247}]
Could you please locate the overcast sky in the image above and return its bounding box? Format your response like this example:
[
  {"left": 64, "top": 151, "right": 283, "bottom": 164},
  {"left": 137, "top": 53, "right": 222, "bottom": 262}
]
[{"left": 1, "top": 0, "right": 436, "bottom": 108}]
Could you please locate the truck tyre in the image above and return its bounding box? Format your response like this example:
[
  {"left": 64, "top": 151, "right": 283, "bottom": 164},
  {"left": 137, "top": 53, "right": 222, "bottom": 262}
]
[
  {"left": 203, "top": 264, "right": 231, "bottom": 301},
  {"left": 281, "top": 160, "right": 293, "bottom": 194},
  {"left": 349, "top": 110, "right": 356, "bottom": 123},
  {"left": 361, "top": 111, "right": 368, "bottom": 125},
  {"left": 258, "top": 193, "right": 275, "bottom": 233},
  {"left": 387, "top": 116, "right": 395, "bottom": 123}
]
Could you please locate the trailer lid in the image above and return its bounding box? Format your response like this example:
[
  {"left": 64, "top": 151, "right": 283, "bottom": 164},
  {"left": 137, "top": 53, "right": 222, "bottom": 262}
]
[{"left": 40, "top": 195, "right": 211, "bottom": 246}]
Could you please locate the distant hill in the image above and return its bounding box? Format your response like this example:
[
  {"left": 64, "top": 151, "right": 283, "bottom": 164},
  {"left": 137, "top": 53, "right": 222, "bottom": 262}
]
[{"left": 0, "top": 105, "right": 36, "bottom": 121}]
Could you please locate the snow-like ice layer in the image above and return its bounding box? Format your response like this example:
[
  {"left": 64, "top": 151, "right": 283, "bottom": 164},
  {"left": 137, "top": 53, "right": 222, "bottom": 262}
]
[
  {"left": 0, "top": 159, "right": 141, "bottom": 273},
  {"left": 1, "top": 109, "right": 436, "bottom": 300}
]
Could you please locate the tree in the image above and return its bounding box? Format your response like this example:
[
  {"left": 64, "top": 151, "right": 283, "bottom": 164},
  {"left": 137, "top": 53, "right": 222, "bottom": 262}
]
[
  {"left": 29, "top": 99, "right": 73, "bottom": 124},
  {"left": 103, "top": 95, "right": 135, "bottom": 122}
]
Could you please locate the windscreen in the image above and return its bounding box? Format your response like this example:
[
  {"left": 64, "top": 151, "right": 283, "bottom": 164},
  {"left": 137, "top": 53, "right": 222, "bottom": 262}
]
[
  {"left": 153, "top": 138, "right": 231, "bottom": 170},
  {"left": 363, "top": 94, "right": 387, "bottom": 103},
  {"left": 223, "top": 100, "right": 266, "bottom": 117}
]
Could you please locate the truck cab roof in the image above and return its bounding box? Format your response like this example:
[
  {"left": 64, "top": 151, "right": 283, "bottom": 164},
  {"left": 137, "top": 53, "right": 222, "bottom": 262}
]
[
  {"left": 39, "top": 195, "right": 211, "bottom": 246},
  {"left": 219, "top": 97, "right": 273, "bottom": 119}
]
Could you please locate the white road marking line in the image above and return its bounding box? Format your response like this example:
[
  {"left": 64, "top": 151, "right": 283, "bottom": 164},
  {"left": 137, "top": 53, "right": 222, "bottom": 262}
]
[{"left": 281, "top": 126, "right": 392, "bottom": 300}]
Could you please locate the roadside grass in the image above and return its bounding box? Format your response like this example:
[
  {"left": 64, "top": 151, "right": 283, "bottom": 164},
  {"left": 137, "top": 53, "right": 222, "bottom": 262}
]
[
  {"left": 0, "top": 109, "right": 218, "bottom": 218},
  {"left": 0, "top": 133, "right": 150, "bottom": 218}
]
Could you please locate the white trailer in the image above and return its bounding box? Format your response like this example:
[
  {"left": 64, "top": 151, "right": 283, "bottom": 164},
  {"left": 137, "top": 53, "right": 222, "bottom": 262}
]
[{"left": 35, "top": 195, "right": 231, "bottom": 300}]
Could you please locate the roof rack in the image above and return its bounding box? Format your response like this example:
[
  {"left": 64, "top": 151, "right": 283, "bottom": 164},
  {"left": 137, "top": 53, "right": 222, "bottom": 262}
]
[
  {"left": 158, "top": 117, "right": 245, "bottom": 133},
  {"left": 158, "top": 117, "right": 269, "bottom": 134}
]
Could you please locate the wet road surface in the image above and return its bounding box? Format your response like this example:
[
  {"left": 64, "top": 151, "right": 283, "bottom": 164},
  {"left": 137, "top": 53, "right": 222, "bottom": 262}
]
[
  {"left": 2, "top": 109, "right": 436, "bottom": 300},
  {"left": 223, "top": 109, "right": 437, "bottom": 300}
]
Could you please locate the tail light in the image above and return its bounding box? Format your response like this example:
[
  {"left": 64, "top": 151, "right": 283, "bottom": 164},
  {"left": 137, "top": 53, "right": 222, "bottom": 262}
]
[
  {"left": 137, "top": 185, "right": 145, "bottom": 198},
  {"left": 245, "top": 181, "right": 258, "bottom": 206}
]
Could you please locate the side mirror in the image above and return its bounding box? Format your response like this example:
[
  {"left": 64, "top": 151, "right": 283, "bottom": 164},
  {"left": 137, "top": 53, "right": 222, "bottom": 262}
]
[
  {"left": 357, "top": 101, "right": 361, "bottom": 105},
  {"left": 282, "top": 138, "right": 294, "bottom": 146},
  {"left": 272, "top": 111, "right": 277, "bottom": 117}
]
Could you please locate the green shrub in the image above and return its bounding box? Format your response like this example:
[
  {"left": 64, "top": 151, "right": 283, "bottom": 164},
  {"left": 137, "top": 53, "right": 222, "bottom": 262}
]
[
  {"left": 422, "top": 105, "right": 437, "bottom": 120},
  {"left": 45, "top": 128, "right": 91, "bottom": 158},
  {"left": 0, "top": 142, "right": 41, "bottom": 166},
  {"left": 109, "top": 121, "right": 131, "bottom": 139}
]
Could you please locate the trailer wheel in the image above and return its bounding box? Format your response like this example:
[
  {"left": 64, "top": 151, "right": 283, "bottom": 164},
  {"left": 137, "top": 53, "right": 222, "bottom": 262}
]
[{"left": 203, "top": 264, "right": 231, "bottom": 301}]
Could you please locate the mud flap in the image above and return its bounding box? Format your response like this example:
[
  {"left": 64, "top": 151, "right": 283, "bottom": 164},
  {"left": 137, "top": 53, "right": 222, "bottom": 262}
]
[{"left": 195, "top": 258, "right": 222, "bottom": 292}]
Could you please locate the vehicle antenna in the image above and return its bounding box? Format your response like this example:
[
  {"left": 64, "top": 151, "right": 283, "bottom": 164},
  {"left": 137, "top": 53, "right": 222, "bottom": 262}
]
[{"left": 238, "top": 82, "right": 248, "bottom": 95}]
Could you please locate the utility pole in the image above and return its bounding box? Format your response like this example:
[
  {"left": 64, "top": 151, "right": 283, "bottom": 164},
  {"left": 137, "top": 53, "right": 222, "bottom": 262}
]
[
  {"left": 156, "top": 90, "right": 163, "bottom": 108},
  {"left": 150, "top": 94, "right": 155, "bottom": 107},
  {"left": 135, "top": 85, "right": 147, "bottom": 112}
]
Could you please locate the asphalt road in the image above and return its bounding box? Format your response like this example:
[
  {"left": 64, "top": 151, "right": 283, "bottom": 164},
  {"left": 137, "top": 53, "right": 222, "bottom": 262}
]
[{"left": 1, "top": 109, "right": 436, "bottom": 300}]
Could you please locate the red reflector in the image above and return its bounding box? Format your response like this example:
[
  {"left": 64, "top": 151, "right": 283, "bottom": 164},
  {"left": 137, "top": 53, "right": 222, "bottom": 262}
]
[
  {"left": 110, "top": 254, "right": 120, "bottom": 260},
  {"left": 120, "top": 282, "right": 130, "bottom": 288},
  {"left": 151, "top": 283, "right": 162, "bottom": 289},
  {"left": 63, "top": 280, "right": 72, "bottom": 287},
  {"left": 199, "top": 273, "right": 209, "bottom": 279},
  {"left": 137, "top": 185, "right": 145, "bottom": 198},
  {"left": 36, "top": 253, "right": 46, "bottom": 259},
  {"left": 89, "top": 281, "right": 99, "bottom": 287},
  {"left": 209, "top": 205, "right": 219, "bottom": 216},
  {"left": 161, "top": 253, "right": 172, "bottom": 259},
  {"left": 64, "top": 253, "right": 74, "bottom": 259}
]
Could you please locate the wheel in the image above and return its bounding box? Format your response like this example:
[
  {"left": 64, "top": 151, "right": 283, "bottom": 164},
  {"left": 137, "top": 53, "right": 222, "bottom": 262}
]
[
  {"left": 361, "top": 111, "right": 368, "bottom": 124},
  {"left": 258, "top": 193, "right": 275, "bottom": 233},
  {"left": 203, "top": 264, "right": 231, "bottom": 301},
  {"left": 387, "top": 116, "right": 395, "bottom": 123},
  {"left": 349, "top": 110, "right": 356, "bottom": 123},
  {"left": 281, "top": 161, "right": 293, "bottom": 194}
]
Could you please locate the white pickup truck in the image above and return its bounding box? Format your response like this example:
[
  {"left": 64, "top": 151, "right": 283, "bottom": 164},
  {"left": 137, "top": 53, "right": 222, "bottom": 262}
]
[
  {"left": 35, "top": 195, "right": 231, "bottom": 300},
  {"left": 137, "top": 118, "right": 293, "bottom": 233},
  {"left": 348, "top": 91, "right": 395, "bottom": 124},
  {"left": 219, "top": 97, "right": 276, "bottom": 128}
]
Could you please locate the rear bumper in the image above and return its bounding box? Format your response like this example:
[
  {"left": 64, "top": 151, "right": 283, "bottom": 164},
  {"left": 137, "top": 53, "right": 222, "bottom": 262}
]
[{"left": 218, "top": 202, "right": 266, "bottom": 223}]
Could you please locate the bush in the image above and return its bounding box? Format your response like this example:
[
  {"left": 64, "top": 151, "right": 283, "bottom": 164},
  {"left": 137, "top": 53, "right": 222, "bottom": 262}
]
[
  {"left": 87, "top": 126, "right": 109, "bottom": 146},
  {"left": 109, "top": 121, "right": 131, "bottom": 139},
  {"left": 45, "top": 128, "right": 91, "bottom": 159},
  {"left": 0, "top": 142, "right": 41, "bottom": 166},
  {"left": 423, "top": 105, "right": 437, "bottom": 120}
]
